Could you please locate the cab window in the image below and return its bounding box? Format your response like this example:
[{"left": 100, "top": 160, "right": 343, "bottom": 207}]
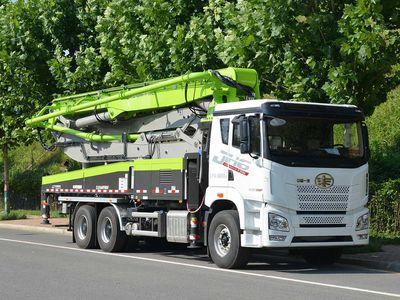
[
  {"left": 220, "top": 118, "right": 230, "bottom": 145},
  {"left": 232, "top": 122, "right": 241, "bottom": 148},
  {"left": 249, "top": 117, "right": 260, "bottom": 156}
]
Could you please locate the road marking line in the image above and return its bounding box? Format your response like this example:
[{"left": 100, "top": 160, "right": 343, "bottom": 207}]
[{"left": 1, "top": 237, "right": 399, "bottom": 298}]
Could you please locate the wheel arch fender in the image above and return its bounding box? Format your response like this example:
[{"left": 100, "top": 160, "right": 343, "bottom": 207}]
[
  {"left": 205, "top": 187, "right": 245, "bottom": 230},
  {"left": 108, "top": 203, "right": 126, "bottom": 232}
]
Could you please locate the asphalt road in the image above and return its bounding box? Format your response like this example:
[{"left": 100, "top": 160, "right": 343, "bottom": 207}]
[{"left": 0, "top": 228, "right": 399, "bottom": 300}]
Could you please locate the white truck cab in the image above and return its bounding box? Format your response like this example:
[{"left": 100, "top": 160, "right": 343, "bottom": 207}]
[{"left": 206, "top": 99, "right": 369, "bottom": 267}]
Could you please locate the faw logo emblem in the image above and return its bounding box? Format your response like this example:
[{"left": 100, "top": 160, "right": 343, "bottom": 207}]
[{"left": 315, "top": 173, "right": 334, "bottom": 189}]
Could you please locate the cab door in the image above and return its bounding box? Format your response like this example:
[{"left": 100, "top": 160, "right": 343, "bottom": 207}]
[
  {"left": 228, "top": 115, "right": 264, "bottom": 202},
  {"left": 208, "top": 117, "right": 232, "bottom": 189}
]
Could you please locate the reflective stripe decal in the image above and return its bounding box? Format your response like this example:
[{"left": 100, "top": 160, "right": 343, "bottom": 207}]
[
  {"left": 45, "top": 188, "right": 128, "bottom": 193},
  {"left": 136, "top": 189, "right": 148, "bottom": 194},
  {"left": 167, "top": 186, "right": 180, "bottom": 194},
  {"left": 152, "top": 187, "right": 164, "bottom": 194}
]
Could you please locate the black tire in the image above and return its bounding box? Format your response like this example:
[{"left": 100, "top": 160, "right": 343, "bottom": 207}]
[
  {"left": 97, "top": 206, "right": 127, "bottom": 252},
  {"left": 302, "top": 248, "right": 343, "bottom": 266},
  {"left": 74, "top": 205, "right": 96, "bottom": 249},
  {"left": 208, "top": 210, "right": 249, "bottom": 269}
]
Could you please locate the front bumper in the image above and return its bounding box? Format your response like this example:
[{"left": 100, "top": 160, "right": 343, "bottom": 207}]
[{"left": 241, "top": 204, "right": 369, "bottom": 248}]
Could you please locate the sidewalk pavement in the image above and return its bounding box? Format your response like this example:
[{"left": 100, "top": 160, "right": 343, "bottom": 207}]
[
  {"left": 0, "top": 216, "right": 71, "bottom": 236},
  {"left": 0, "top": 216, "right": 399, "bottom": 272}
]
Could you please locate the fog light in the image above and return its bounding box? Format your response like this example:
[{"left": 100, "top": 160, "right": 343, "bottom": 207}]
[
  {"left": 269, "top": 235, "right": 286, "bottom": 241},
  {"left": 357, "top": 234, "right": 368, "bottom": 240}
]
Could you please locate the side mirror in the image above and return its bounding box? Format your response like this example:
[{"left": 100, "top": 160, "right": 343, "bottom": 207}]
[
  {"left": 239, "top": 118, "right": 250, "bottom": 154},
  {"left": 361, "top": 122, "right": 370, "bottom": 160},
  {"left": 232, "top": 115, "right": 250, "bottom": 154}
]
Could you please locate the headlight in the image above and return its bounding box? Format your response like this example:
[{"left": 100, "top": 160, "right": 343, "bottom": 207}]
[
  {"left": 268, "top": 213, "right": 289, "bottom": 232},
  {"left": 356, "top": 213, "right": 369, "bottom": 231}
]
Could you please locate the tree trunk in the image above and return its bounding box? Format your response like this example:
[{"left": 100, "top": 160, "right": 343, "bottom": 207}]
[{"left": 3, "top": 144, "right": 10, "bottom": 214}]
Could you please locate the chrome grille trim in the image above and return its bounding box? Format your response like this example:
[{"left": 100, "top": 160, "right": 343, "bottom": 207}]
[
  {"left": 297, "top": 185, "right": 350, "bottom": 194},
  {"left": 297, "top": 185, "right": 350, "bottom": 212},
  {"left": 300, "top": 216, "right": 345, "bottom": 224}
]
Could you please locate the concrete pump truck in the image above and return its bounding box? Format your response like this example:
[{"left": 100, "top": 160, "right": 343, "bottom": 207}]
[{"left": 26, "top": 67, "right": 370, "bottom": 268}]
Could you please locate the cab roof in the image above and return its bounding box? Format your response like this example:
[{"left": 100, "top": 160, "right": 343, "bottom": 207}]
[{"left": 213, "top": 99, "right": 364, "bottom": 121}]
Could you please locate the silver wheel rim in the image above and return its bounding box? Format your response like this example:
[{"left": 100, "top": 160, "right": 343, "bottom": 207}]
[
  {"left": 77, "top": 215, "right": 88, "bottom": 241},
  {"left": 214, "top": 224, "right": 231, "bottom": 257},
  {"left": 101, "top": 217, "right": 113, "bottom": 243}
]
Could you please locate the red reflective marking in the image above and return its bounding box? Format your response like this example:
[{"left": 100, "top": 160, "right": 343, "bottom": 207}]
[{"left": 223, "top": 162, "right": 249, "bottom": 176}]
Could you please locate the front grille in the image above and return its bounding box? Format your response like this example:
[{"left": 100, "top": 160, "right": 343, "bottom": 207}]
[
  {"left": 299, "top": 202, "right": 348, "bottom": 211},
  {"left": 298, "top": 194, "right": 348, "bottom": 202},
  {"left": 297, "top": 185, "right": 350, "bottom": 212},
  {"left": 300, "top": 216, "right": 345, "bottom": 224},
  {"left": 297, "top": 186, "right": 350, "bottom": 194}
]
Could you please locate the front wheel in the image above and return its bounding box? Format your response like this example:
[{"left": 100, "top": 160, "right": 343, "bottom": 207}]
[
  {"left": 97, "top": 207, "right": 127, "bottom": 252},
  {"left": 208, "top": 210, "right": 248, "bottom": 269}
]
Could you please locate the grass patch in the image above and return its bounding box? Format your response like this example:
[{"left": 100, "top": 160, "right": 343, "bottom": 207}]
[
  {"left": 12, "top": 209, "right": 66, "bottom": 218},
  {"left": 12, "top": 209, "right": 41, "bottom": 216},
  {"left": 0, "top": 209, "right": 66, "bottom": 220},
  {"left": 0, "top": 211, "right": 27, "bottom": 221},
  {"left": 370, "top": 232, "right": 400, "bottom": 246}
]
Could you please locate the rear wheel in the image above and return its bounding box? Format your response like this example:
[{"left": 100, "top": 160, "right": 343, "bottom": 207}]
[
  {"left": 302, "top": 248, "right": 343, "bottom": 266},
  {"left": 208, "top": 210, "right": 248, "bottom": 269},
  {"left": 97, "top": 206, "right": 127, "bottom": 252},
  {"left": 74, "top": 205, "right": 96, "bottom": 249}
]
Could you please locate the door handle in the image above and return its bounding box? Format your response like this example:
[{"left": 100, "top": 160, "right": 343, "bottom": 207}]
[{"left": 228, "top": 170, "right": 234, "bottom": 181}]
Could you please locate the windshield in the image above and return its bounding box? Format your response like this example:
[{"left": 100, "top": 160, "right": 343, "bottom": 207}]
[{"left": 266, "top": 117, "right": 366, "bottom": 168}]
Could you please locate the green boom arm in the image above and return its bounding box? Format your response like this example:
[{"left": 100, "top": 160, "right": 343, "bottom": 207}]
[{"left": 26, "top": 67, "right": 260, "bottom": 142}]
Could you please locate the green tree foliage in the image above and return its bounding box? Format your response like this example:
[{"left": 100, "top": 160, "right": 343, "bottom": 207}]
[
  {"left": 0, "top": 0, "right": 57, "bottom": 212},
  {"left": 0, "top": 0, "right": 110, "bottom": 212},
  {"left": 94, "top": 0, "right": 400, "bottom": 114},
  {"left": 196, "top": 0, "right": 398, "bottom": 113},
  {"left": 1, "top": 0, "right": 398, "bottom": 120},
  {"left": 0, "top": 1, "right": 55, "bottom": 148},
  {"left": 365, "top": 84, "right": 400, "bottom": 235},
  {"left": 97, "top": 0, "right": 208, "bottom": 83},
  {"left": 327, "top": 0, "right": 399, "bottom": 112},
  {"left": 366, "top": 85, "right": 400, "bottom": 182},
  {"left": 369, "top": 179, "right": 400, "bottom": 235},
  {"left": 45, "top": 0, "right": 109, "bottom": 93}
]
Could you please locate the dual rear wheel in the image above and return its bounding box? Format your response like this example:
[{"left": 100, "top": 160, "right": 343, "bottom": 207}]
[{"left": 73, "top": 205, "right": 127, "bottom": 252}]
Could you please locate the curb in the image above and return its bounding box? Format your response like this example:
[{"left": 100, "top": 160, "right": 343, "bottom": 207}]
[
  {"left": 340, "top": 257, "right": 400, "bottom": 273},
  {"left": 0, "top": 222, "right": 72, "bottom": 236}
]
